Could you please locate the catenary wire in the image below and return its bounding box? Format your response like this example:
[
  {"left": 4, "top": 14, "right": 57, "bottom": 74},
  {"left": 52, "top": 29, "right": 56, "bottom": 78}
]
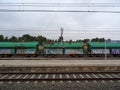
[
  {"left": 0, "top": 9, "right": 120, "bottom": 13},
  {"left": 0, "top": 3, "right": 120, "bottom": 7}
]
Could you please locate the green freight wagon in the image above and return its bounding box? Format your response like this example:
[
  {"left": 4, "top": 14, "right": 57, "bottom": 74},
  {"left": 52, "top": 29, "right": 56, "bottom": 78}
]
[
  {"left": 0, "top": 42, "right": 15, "bottom": 57},
  {"left": 64, "top": 42, "right": 84, "bottom": 57},
  {"left": 43, "top": 42, "right": 63, "bottom": 56},
  {"left": 89, "top": 42, "right": 110, "bottom": 56},
  {"left": 89, "top": 42, "right": 120, "bottom": 57},
  {"left": 107, "top": 42, "right": 120, "bottom": 57},
  {"left": 15, "top": 42, "right": 39, "bottom": 57},
  {"left": 43, "top": 42, "right": 84, "bottom": 57},
  {"left": 0, "top": 42, "right": 39, "bottom": 57}
]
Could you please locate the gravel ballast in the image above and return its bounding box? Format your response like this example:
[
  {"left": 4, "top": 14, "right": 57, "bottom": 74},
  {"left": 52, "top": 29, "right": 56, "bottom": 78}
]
[{"left": 0, "top": 82, "right": 120, "bottom": 90}]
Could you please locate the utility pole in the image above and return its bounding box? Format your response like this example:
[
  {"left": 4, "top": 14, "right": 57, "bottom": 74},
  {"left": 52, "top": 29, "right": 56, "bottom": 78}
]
[
  {"left": 105, "top": 40, "right": 107, "bottom": 60},
  {"left": 60, "top": 27, "right": 63, "bottom": 42},
  {"left": 60, "top": 27, "right": 64, "bottom": 55}
]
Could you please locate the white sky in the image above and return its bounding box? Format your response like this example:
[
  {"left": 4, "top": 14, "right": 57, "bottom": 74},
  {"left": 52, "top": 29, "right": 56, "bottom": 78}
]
[{"left": 0, "top": 0, "right": 120, "bottom": 41}]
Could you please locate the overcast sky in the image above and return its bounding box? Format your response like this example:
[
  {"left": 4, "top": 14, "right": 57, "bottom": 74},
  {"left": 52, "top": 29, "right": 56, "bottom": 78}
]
[{"left": 0, "top": 0, "right": 120, "bottom": 41}]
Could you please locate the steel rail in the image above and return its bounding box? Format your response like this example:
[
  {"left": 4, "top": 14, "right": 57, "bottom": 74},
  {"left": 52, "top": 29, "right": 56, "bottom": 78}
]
[
  {"left": 0, "top": 72, "right": 120, "bottom": 82},
  {"left": 0, "top": 72, "right": 120, "bottom": 74},
  {"left": 0, "top": 77, "right": 120, "bottom": 82}
]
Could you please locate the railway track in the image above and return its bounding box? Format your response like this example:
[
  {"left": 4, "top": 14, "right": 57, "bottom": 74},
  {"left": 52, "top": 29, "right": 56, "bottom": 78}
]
[
  {"left": 1, "top": 56, "right": 120, "bottom": 60},
  {"left": 0, "top": 72, "right": 120, "bottom": 83}
]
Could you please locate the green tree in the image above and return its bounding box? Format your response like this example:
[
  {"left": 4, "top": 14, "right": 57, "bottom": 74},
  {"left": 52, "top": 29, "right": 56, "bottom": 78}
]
[
  {"left": 82, "top": 39, "right": 90, "bottom": 43},
  {"left": 36, "top": 35, "right": 47, "bottom": 44},
  {"left": 58, "top": 36, "right": 63, "bottom": 42},
  {"left": 91, "top": 38, "right": 99, "bottom": 42},
  {"left": 0, "top": 35, "right": 4, "bottom": 41},
  {"left": 9, "top": 36, "right": 17, "bottom": 42},
  {"left": 4, "top": 37, "right": 8, "bottom": 41},
  {"left": 20, "top": 34, "right": 35, "bottom": 41},
  {"left": 99, "top": 38, "right": 105, "bottom": 42}
]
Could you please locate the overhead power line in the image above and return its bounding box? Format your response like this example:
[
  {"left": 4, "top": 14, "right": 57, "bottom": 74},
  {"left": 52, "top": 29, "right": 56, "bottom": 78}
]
[
  {"left": 0, "top": 3, "right": 120, "bottom": 13},
  {"left": 0, "top": 9, "right": 120, "bottom": 13},
  {"left": 0, "top": 3, "right": 120, "bottom": 7},
  {"left": 1, "top": 29, "right": 120, "bottom": 32}
]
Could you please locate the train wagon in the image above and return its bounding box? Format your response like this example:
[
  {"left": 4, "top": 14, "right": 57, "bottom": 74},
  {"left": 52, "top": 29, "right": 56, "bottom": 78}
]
[
  {"left": 43, "top": 42, "right": 63, "bottom": 57},
  {"left": 89, "top": 42, "right": 120, "bottom": 57},
  {"left": 64, "top": 42, "right": 84, "bottom": 57},
  {"left": 89, "top": 42, "right": 110, "bottom": 57},
  {"left": 0, "top": 42, "right": 39, "bottom": 57},
  {"left": 43, "top": 42, "right": 84, "bottom": 57},
  {"left": 0, "top": 42, "right": 15, "bottom": 57},
  {"left": 107, "top": 42, "right": 120, "bottom": 57},
  {"left": 15, "top": 42, "right": 39, "bottom": 57}
]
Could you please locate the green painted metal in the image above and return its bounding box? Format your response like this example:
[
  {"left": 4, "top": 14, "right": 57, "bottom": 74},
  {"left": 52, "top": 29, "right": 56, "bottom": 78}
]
[
  {"left": 15, "top": 42, "right": 39, "bottom": 48},
  {"left": 43, "top": 42, "right": 83, "bottom": 49},
  {"left": 0, "top": 42, "right": 39, "bottom": 48},
  {"left": 90, "top": 42, "right": 120, "bottom": 49},
  {"left": 89, "top": 42, "right": 105, "bottom": 48},
  {"left": 0, "top": 42, "right": 15, "bottom": 48}
]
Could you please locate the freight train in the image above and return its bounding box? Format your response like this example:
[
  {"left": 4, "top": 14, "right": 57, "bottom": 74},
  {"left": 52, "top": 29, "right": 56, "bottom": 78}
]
[{"left": 0, "top": 41, "right": 120, "bottom": 57}]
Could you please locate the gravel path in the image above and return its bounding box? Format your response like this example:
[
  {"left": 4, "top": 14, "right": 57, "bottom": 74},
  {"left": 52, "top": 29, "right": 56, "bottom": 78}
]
[{"left": 0, "top": 60, "right": 120, "bottom": 67}]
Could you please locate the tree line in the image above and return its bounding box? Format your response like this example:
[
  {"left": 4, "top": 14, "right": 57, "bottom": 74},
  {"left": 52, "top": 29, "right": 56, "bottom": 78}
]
[
  {"left": 0, "top": 34, "right": 111, "bottom": 44},
  {"left": 0, "top": 34, "right": 48, "bottom": 44}
]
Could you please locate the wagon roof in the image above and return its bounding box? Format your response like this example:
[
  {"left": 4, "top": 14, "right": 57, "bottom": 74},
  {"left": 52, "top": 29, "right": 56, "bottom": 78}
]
[
  {"left": 90, "top": 42, "right": 120, "bottom": 48},
  {"left": 0, "top": 42, "right": 39, "bottom": 48},
  {"left": 43, "top": 42, "right": 83, "bottom": 48}
]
